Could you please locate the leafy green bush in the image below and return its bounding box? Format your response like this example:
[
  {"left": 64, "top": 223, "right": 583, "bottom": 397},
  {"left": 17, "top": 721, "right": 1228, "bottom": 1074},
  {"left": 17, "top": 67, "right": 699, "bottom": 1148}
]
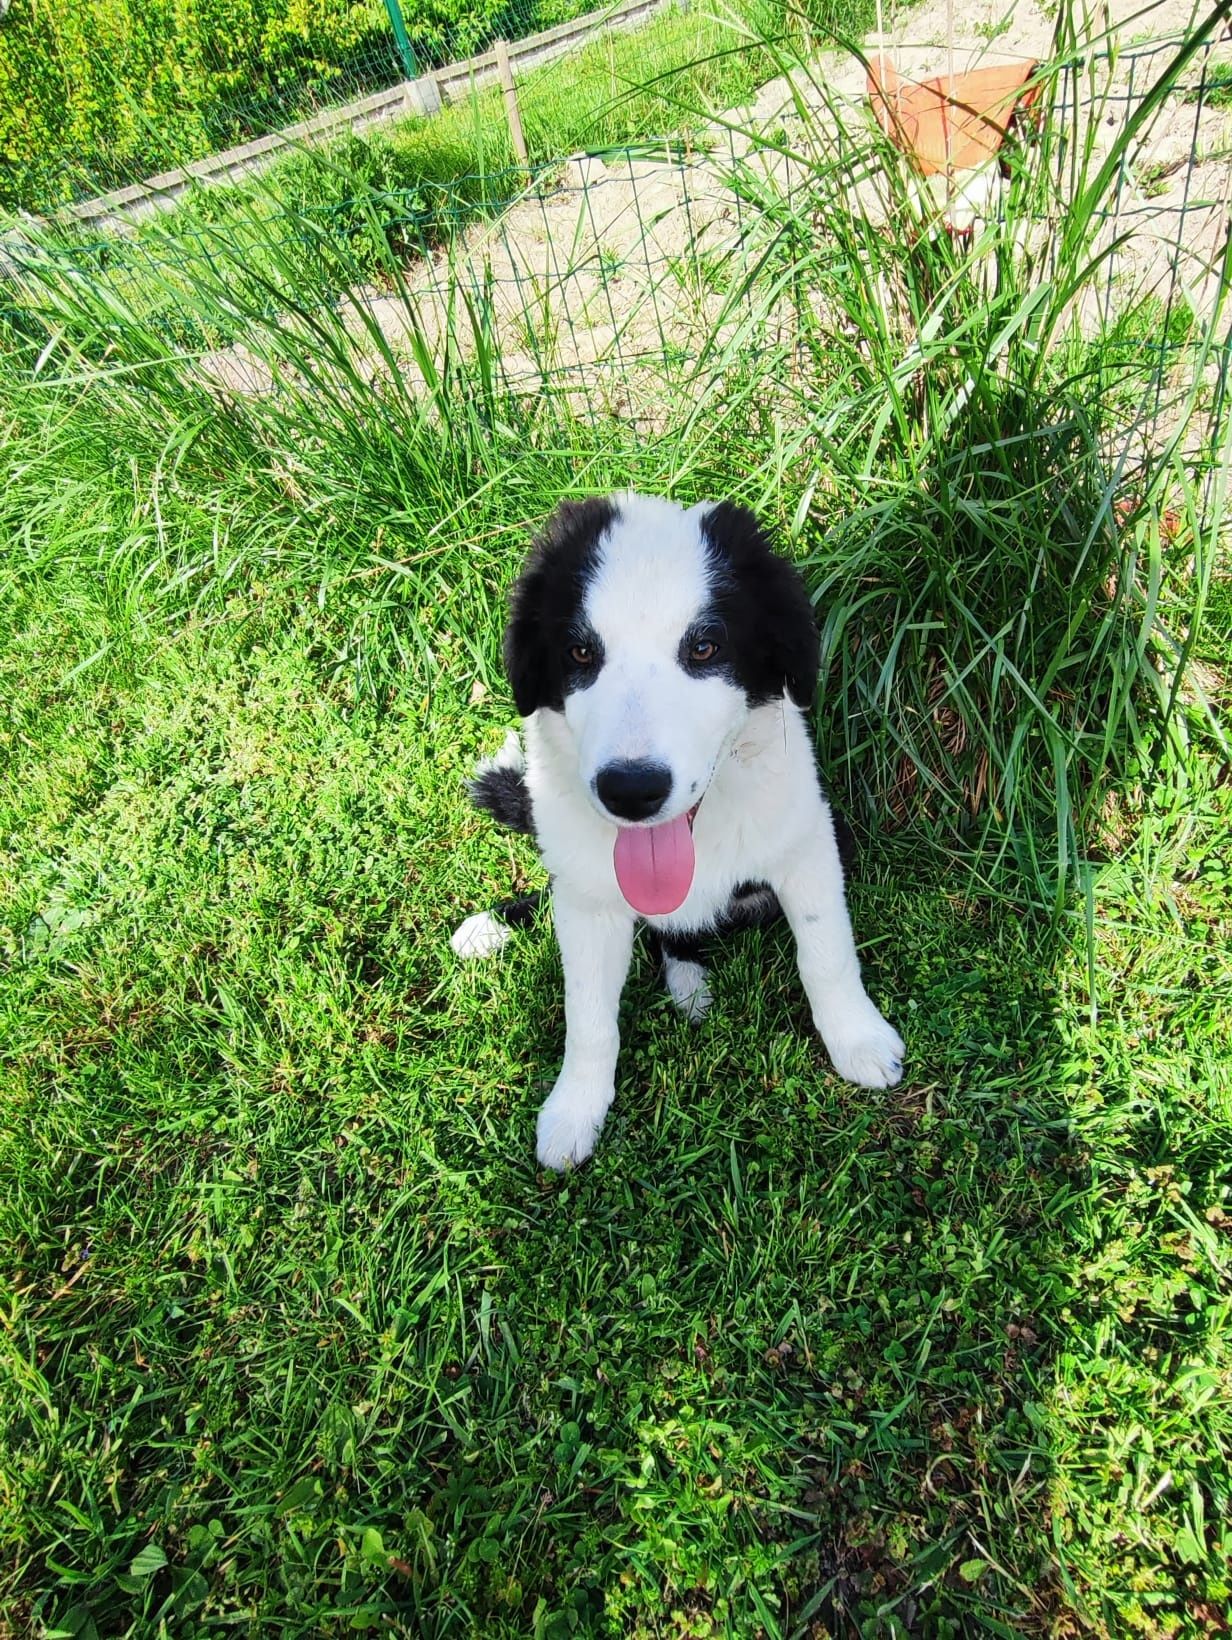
[
  {"left": 402, "top": 0, "right": 583, "bottom": 65},
  {"left": 0, "top": 0, "right": 399, "bottom": 210},
  {"left": 272, "top": 126, "right": 503, "bottom": 266},
  {"left": 0, "top": 0, "right": 598, "bottom": 212}
]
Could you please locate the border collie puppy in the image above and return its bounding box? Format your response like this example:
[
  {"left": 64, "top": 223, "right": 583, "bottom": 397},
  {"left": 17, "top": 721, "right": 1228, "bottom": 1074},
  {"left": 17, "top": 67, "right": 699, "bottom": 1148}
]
[{"left": 452, "top": 493, "right": 904, "bottom": 1169}]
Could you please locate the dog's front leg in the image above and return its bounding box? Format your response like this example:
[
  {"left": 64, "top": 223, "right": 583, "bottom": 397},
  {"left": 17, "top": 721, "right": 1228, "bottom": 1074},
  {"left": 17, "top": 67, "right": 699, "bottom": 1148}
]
[
  {"left": 776, "top": 832, "right": 905, "bottom": 1090},
  {"left": 535, "top": 891, "right": 635, "bottom": 1170}
]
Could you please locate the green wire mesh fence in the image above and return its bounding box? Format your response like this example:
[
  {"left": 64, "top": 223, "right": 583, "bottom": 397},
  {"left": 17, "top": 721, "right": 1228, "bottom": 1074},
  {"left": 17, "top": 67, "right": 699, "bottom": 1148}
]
[{"left": 2, "top": 23, "right": 1229, "bottom": 463}]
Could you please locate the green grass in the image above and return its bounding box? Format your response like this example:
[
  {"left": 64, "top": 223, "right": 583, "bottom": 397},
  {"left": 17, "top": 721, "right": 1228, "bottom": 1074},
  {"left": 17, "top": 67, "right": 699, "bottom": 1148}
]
[
  {"left": 3, "top": 3, "right": 1232, "bottom": 1634},
  {"left": 1183, "top": 58, "right": 1232, "bottom": 106},
  {"left": 2, "top": 527, "right": 1230, "bottom": 1638}
]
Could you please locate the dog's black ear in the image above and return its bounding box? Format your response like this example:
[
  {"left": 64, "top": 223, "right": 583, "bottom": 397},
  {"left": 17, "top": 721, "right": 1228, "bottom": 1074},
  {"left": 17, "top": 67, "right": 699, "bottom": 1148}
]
[
  {"left": 700, "top": 501, "right": 820, "bottom": 708},
  {"left": 503, "top": 553, "right": 551, "bottom": 717},
  {"left": 504, "top": 497, "right": 616, "bottom": 716}
]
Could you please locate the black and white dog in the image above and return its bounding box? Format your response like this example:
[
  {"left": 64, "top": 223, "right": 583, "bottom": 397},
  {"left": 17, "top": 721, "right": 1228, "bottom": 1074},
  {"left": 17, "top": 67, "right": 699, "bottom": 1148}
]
[{"left": 452, "top": 493, "right": 904, "bottom": 1169}]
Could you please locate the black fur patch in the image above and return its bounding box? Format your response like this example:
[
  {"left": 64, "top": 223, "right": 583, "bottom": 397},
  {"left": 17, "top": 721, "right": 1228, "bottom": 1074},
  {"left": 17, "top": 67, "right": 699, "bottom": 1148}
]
[
  {"left": 644, "top": 926, "right": 709, "bottom": 967},
  {"left": 644, "top": 882, "right": 783, "bottom": 976},
  {"left": 493, "top": 890, "right": 545, "bottom": 927},
  {"left": 469, "top": 765, "right": 535, "bottom": 835},
  {"left": 832, "top": 810, "right": 857, "bottom": 880},
  {"left": 504, "top": 497, "right": 617, "bottom": 716},
  {"left": 647, "top": 813, "right": 854, "bottom": 972},
  {"left": 717, "top": 880, "right": 783, "bottom": 931},
  {"left": 698, "top": 501, "right": 820, "bottom": 708}
]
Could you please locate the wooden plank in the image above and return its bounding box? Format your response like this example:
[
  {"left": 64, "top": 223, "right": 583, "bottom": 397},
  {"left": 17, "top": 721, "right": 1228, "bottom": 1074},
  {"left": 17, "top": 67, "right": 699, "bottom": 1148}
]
[{"left": 496, "top": 39, "right": 529, "bottom": 166}]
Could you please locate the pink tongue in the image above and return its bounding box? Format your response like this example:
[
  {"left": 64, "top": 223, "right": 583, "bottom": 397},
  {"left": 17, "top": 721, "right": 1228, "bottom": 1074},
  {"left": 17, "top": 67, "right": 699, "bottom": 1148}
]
[{"left": 612, "top": 813, "right": 696, "bottom": 915}]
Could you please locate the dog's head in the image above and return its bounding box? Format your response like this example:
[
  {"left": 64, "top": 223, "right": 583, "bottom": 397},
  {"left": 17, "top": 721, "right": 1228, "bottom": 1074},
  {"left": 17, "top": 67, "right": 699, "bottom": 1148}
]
[{"left": 504, "top": 493, "right": 818, "bottom": 835}]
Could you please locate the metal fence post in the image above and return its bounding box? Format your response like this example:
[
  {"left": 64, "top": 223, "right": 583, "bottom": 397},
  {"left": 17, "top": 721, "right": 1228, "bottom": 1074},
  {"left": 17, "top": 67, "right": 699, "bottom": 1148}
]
[{"left": 382, "top": 0, "right": 419, "bottom": 80}]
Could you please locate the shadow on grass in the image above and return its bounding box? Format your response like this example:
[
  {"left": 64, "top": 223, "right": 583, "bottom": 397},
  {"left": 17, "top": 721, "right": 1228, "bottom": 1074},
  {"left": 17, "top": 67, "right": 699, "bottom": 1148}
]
[{"left": 399, "top": 389, "right": 1225, "bottom": 1633}]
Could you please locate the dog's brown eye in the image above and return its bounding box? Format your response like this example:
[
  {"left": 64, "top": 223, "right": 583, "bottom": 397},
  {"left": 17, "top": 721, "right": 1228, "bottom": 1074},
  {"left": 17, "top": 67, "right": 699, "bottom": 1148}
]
[
  {"left": 690, "top": 638, "right": 719, "bottom": 663},
  {"left": 568, "top": 643, "right": 594, "bottom": 666}
]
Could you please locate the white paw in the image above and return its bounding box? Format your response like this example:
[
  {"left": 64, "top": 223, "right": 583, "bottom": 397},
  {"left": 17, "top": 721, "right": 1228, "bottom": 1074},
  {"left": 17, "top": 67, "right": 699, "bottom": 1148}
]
[
  {"left": 665, "top": 958, "right": 712, "bottom": 1022},
  {"left": 535, "top": 1078, "right": 612, "bottom": 1171},
  {"left": 451, "top": 911, "right": 512, "bottom": 960},
  {"left": 822, "top": 1007, "right": 905, "bottom": 1089}
]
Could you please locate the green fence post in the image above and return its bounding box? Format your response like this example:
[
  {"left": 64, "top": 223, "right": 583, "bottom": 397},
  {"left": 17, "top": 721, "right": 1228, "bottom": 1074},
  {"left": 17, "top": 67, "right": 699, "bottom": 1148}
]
[{"left": 382, "top": 0, "right": 419, "bottom": 80}]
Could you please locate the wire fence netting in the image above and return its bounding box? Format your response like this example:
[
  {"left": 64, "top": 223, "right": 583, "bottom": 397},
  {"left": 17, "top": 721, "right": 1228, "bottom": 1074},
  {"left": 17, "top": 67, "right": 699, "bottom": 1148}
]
[{"left": 2, "top": 9, "right": 1230, "bottom": 504}]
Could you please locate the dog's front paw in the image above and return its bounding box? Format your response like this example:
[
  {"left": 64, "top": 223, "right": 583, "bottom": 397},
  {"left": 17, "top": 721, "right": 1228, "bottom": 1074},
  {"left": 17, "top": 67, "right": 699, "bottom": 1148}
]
[
  {"left": 535, "top": 1078, "right": 613, "bottom": 1171},
  {"left": 450, "top": 910, "right": 512, "bottom": 959},
  {"left": 822, "top": 1006, "right": 905, "bottom": 1089}
]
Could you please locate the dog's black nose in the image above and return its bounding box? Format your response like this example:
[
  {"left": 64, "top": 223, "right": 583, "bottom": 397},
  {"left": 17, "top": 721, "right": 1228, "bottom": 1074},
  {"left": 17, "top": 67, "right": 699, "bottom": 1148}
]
[{"left": 595, "top": 760, "right": 673, "bottom": 822}]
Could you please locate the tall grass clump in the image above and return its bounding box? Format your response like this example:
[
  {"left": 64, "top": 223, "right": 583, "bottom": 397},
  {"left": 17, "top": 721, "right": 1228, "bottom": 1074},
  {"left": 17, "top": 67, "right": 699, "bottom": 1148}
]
[{"left": 686, "top": 0, "right": 1231, "bottom": 901}]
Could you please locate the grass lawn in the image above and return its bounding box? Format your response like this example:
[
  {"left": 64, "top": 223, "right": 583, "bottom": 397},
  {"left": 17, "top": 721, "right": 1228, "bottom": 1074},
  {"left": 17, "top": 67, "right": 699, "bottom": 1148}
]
[
  {"left": 2, "top": 469, "right": 1230, "bottom": 1638},
  {"left": 3, "top": 7, "right": 1232, "bottom": 1636}
]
